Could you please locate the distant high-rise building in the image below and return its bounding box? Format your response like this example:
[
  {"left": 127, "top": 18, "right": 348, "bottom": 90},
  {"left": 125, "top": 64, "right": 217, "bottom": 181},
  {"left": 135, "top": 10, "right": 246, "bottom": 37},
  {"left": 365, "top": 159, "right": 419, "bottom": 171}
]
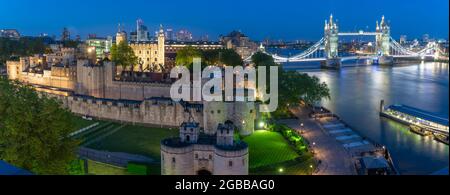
[
  {"left": 136, "top": 19, "right": 149, "bottom": 42},
  {"left": 400, "top": 35, "right": 407, "bottom": 45},
  {"left": 176, "top": 29, "right": 193, "bottom": 41},
  {"left": 422, "top": 34, "right": 430, "bottom": 43},
  {"left": 86, "top": 35, "right": 113, "bottom": 60},
  {"left": 0, "top": 29, "right": 20, "bottom": 39},
  {"left": 61, "top": 27, "right": 70, "bottom": 41},
  {"left": 165, "top": 28, "right": 174, "bottom": 40},
  {"left": 200, "top": 34, "right": 209, "bottom": 42}
]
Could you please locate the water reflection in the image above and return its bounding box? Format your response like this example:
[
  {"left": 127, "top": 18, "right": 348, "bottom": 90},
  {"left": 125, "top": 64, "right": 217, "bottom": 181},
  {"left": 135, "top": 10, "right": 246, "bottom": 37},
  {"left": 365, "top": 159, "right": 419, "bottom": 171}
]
[{"left": 304, "top": 62, "right": 449, "bottom": 174}]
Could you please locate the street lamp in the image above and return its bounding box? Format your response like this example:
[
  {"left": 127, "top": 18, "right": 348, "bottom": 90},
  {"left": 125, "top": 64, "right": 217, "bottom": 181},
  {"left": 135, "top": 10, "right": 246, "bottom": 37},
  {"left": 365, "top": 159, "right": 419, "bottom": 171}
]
[{"left": 259, "top": 121, "right": 266, "bottom": 129}]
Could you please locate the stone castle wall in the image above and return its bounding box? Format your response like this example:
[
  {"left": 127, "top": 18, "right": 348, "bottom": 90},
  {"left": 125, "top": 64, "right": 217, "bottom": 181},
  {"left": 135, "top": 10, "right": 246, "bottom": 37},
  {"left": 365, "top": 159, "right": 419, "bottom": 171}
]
[
  {"left": 49, "top": 94, "right": 203, "bottom": 128},
  {"left": 77, "top": 60, "right": 172, "bottom": 101},
  {"left": 213, "top": 147, "right": 249, "bottom": 175},
  {"left": 161, "top": 143, "right": 248, "bottom": 175}
]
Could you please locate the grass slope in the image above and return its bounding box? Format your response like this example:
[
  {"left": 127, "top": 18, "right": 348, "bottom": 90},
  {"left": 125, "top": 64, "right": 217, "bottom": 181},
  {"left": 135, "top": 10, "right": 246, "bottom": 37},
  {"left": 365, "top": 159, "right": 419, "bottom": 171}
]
[
  {"left": 243, "top": 130, "right": 300, "bottom": 169},
  {"left": 87, "top": 125, "right": 178, "bottom": 160}
]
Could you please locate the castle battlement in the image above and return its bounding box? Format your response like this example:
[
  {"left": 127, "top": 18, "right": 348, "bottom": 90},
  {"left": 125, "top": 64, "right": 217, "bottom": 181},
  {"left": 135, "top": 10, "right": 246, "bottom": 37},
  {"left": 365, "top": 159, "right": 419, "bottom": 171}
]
[{"left": 161, "top": 120, "right": 249, "bottom": 175}]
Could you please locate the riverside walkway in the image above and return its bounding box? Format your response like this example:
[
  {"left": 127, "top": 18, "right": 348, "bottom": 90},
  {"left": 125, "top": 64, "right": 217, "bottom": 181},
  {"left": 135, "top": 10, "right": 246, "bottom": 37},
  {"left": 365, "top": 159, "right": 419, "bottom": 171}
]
[{"left": 279, "top": 106, "right": 357, "bottom": 175}]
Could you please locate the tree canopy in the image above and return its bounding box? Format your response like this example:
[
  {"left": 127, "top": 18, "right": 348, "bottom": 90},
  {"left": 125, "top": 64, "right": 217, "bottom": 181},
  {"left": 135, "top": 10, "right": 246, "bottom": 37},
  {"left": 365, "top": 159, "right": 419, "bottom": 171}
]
[
  {"left": 0, "top": 78, "right": 79, "bottom": 174},
  {"left": 110, "top": 41, "right": 138, "bottom": 71},
  {"left": 252, "top": 52, "right": 330, "bottom": 118},
  {"left": 0, "top": 37, "right": 48, "bottom": 66},
  {"left": 176, "top": 47, "right": 243, "bottom": 69}
]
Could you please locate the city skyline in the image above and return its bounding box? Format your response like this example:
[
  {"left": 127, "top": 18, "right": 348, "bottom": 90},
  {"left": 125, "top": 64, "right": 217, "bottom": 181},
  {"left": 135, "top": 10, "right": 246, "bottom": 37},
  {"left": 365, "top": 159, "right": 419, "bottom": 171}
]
[{"left": 0, "top": 0, "right": 448, "bottom": 41}]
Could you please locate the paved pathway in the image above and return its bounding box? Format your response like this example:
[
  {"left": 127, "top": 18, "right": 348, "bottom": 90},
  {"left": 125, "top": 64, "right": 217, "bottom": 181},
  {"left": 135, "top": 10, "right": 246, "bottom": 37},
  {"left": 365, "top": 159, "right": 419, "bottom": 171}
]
[{"left": 279, "top": 107, "right": 357, "bottom": 175}]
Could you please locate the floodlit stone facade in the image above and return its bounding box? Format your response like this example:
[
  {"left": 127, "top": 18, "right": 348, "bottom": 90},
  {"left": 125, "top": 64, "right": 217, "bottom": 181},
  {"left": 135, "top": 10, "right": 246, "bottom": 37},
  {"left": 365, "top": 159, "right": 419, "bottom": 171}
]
[
  {"left": 6, "top": 55, "right": 257, "bottom": 134},
  {"left": 161, "top": 122, "right": 249, "bottom": 175}
]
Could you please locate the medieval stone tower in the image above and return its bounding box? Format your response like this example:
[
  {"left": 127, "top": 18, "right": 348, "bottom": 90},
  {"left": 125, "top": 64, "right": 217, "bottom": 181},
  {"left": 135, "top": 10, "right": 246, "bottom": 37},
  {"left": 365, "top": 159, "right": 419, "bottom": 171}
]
[
  {"left": 116, "top": 24, "right": 127, "bottom": 45},
  {"left": 75, "top": 59, "right": 106, "bottom": 98},
  {"left": 161, "top": 120, "right": 249, "bottom": 175},
  {"left": 157, "top": 24, "right": 166, "bottom": 66},
  {"left": 202, "top": 100, "right": 255, "bottom": 136},
  {"left": 203, "top": 101, "right": 228, "bottom": 135}
]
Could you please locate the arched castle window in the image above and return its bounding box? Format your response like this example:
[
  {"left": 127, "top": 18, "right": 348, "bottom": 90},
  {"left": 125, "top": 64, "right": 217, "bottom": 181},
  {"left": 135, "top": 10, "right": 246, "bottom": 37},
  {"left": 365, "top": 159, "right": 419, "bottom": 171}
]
[
  {"left": 229, "top": 161, "right": 233, "bottom": 167},
  {"left": 195, "top": 154, "right": 198, "bottom": 159},
  {"left": 211, "top": 110, "right": 214, "bottom": 114},
  {"left": 172, "top": 157, "right": 176, "bottom": 164},
  {"left": 250, "top": 110, "right": 253, "bottom": 114},
  {"left": 186, "top": 135, "right": 190, "bottom": 142},
  {"left": 217, "top": 110, "right": 221, "bottom": 114}
]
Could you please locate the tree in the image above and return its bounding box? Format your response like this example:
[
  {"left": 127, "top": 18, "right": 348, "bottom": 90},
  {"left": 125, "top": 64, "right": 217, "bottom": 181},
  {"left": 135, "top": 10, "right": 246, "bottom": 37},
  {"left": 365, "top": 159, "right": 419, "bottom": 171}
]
[
  {"left": 0, "top": 78, "right": 79, "bottom": 175},
  {"left": 278, "top": 71, "right": 330, "bottom": 115},
  {"left": 0, "top": 37, "right": 49, "bottom": 66},
  {"left": 217, "top": 49, "right": 243, "bottom": 67},
  {"left": 202, "top": 49, "right": 243, "bottom": 67},
  {"left": 175, "top": 46, "right": 203, "bottom": 67},
  {"left": 110, "top": 41, "right": 138, "bottom": 72},
  {"left": 251, "top": 52, "right": 330, "bottom": 118}
]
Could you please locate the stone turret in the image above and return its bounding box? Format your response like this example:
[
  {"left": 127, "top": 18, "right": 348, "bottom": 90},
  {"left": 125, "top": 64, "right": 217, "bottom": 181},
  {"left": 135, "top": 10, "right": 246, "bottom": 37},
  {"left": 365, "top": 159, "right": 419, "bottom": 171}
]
[
  {"left": 116, "top": 24, "right": 127, "bottom": 45},
  {"left": 157, "top": 24, "right": 165, "bottom": 66},
  {"left": 216, "top": 122, "right": 235, "bottom": 147},
  {"left": 180, "top": 122, "right": 200, "bottom": 144}
]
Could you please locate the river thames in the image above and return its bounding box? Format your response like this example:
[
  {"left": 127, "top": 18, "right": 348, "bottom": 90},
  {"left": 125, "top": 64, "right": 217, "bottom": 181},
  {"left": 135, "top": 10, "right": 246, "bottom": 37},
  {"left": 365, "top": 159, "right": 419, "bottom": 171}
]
[{"left": 293, "top": 62, "right": 449, "bottom": 174}]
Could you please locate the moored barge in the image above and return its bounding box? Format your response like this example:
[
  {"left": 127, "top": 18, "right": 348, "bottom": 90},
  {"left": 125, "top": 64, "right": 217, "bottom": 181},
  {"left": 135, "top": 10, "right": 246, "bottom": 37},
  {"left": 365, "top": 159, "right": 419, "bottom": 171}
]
[{"left": 380, "top": 100, "right": 449, "bottom": 144}]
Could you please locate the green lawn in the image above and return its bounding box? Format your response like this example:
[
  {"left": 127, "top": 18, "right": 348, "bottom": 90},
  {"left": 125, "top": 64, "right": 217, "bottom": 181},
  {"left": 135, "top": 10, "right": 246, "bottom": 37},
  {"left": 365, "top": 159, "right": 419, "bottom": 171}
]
[
  {"left": 243, "top": 130, "right": 300, "bottom": 169},
  {"left": 87, "top": 160, "right": 130, "bottom": 175},
  {"left": 86, "top": 125, "right": 178, "bottom": 160},
  {"left": 70, "top": 115, "right": 99, "bottom": 132},
  {"left": 249, "top": 153, "right": 316, "bottom": 175}
]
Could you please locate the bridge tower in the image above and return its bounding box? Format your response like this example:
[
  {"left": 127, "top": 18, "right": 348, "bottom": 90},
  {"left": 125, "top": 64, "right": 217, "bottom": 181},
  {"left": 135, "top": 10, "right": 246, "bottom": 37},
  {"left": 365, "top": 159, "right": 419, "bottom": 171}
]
[
  {"left": 324, "top": 14, "right": 341, "bottom": 68},
  {"left": 376, "top": 16, "right": 391, "bottom": 56},
  {"left": 376, "top": 16, "right": 393, "bottom": 65},
  {"left": 324, "top": 14, "right": 339, "bottom": 59}
]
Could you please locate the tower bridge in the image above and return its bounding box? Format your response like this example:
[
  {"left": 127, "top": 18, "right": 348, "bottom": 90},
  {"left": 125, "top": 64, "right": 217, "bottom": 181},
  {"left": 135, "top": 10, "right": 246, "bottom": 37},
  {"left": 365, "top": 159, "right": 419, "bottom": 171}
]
[{"left": 245, "top": 15, "right": 447, "bottom": 68}]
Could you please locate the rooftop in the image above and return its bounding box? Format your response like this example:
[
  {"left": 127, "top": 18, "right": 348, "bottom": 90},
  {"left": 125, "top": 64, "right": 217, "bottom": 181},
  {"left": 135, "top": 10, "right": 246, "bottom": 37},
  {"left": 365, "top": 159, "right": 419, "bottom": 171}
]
[
  {"left": 0, "top": 160, "right": 32, "bottom": 175},
  {"left": 387, "top": 104, "right": 449, "bottom": 126},
  {"left": 161, "top": 133, "right": 248, "bottom": 151}
]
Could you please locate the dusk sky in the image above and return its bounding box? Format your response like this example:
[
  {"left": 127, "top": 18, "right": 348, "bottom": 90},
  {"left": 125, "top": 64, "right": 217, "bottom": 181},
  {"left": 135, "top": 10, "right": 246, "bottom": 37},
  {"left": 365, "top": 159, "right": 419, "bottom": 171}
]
[{"left": 0, "top": 0, "right": 448, "bottom": 41}]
